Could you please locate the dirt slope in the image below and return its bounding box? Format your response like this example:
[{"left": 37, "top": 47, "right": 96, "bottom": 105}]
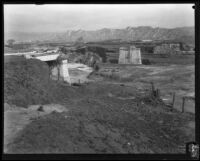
[
  {"left": 5, "top": 82, "right": 195, "bottom": 154},
  {"left": 4, "top": 56, "right": 56, "bottom": 108}
]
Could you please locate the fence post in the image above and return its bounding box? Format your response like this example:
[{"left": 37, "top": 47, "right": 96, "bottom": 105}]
[
  {"left": 156, "top": 89, "right": 160, "bottom": 98},
  {"left": 182, "top": 97, "right": 185, "bottom": 113},
  {"left": 171, "top": 92, "right": 175, "bottom": 111},
  {"left": 151, "top": 82, "right": 155, "bottom": 92},
  {"left": 58, "top": 65, "right": 60, "bottom": 81},
  {"left": 151, "top": 82, "right": 155, "bottom": 97}
]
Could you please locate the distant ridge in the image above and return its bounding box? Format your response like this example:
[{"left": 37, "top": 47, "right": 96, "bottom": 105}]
[{"left": 5, "top": 26, "right": 194, "bottom": 45}]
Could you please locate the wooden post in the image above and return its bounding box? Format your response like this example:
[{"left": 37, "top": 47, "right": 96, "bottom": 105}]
[
  {"left": 182, "top": 97, "right": 185, "bottom": 113},
  {"left": 49, "top": 65, "right": 52, "bottom": 79},
  {"left": 151, "top": 82, "right": 155, "bottom": 92},
  {"left": 151, "top": 82, "right": 155, "bottom": 97},
  {"left": 171, "top": 92, "right": 175, "bottom": 111},
  {"left": 47, "top": 63, "right": 50, "bottom": 78},
  {"left": 156, "top": 89, "right": 160, "bottom": 98},
  {"left": 58, "top": 65, "right": 60, "bottom": 81}
]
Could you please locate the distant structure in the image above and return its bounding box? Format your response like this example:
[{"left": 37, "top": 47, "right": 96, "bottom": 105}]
[
  {"left": 142, "top": 40, "right": 152, "bottom": 42},
  {"left": 118, "top": 47, "right": 129, "bottom": 64},
  {"left": 118, "top": 46, "right": 142, "bottom": 64},
  {"left": 32, "top": 53, "right": 60, "bottom": 61},
  {"left": 129, "top": 46, "right": 142, "bottom": 64},
  {"left": 21, "top": 52, "right": 71, "bottom": 84},
  {"left": 153, "top": 42, "right": 181, "bottom": 54},
  {"left": 35, "top": 55, "right": 71, "bottom": 84},
  {"left": 59, "top": 60, "right": 71, "bottom": 84}
]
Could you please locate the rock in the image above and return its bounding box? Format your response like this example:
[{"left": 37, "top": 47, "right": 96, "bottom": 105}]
[
  {"left": 37, "top": 106, "right": 44, "bottom": 112},
  {"left": 29, "top": 104, "right": 68, "bottom": 114}
]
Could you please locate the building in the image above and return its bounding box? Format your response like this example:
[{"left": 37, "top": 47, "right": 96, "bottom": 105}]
[
  {"left": 118, "top": 46, "right": 142, "bottom": 64},
  {"left": 153, "top": 43, "right": 181, "bottom": 54}
]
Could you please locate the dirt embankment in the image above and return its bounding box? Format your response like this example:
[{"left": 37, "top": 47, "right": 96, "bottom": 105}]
[{"left": 4, "top": 56, "right": 59, "bottom": 108}]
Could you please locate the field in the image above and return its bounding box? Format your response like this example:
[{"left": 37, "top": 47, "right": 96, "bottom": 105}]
[
  {"left": 4, "top": 54, "right": 195, "bottom": 153},
  {"left": 92, "top": 63, "right": 195, "bottom": 113}
]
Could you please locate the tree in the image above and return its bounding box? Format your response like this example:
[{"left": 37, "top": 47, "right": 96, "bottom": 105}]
[
  {"left": 59, "top": 46, "right": 68, "bottom": 54},
  {"left": 7, "top": 39, "right": 15, "bottom": 46}
]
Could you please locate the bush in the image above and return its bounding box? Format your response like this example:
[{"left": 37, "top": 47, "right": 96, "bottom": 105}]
[
  {"left": 87, "top": 46, "right": 107, "bottom": 62},
  {"left": 94, "top": 64, "right": 100, "bottom": 71},
  {"left": 142, "top": 59, "right": 151, "bottom": 65},
  {"left": 109, "top": 59, "right": 118, "bottom": 64}
]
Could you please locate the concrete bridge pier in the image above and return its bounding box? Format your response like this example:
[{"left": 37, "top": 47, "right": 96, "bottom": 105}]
[{"left": 60, "top": 60, "right": 71, "bottom": 85}]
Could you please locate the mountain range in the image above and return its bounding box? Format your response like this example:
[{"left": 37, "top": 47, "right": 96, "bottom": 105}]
[{"left": 5, "top": 26, "right": 194, "bottom": 45}]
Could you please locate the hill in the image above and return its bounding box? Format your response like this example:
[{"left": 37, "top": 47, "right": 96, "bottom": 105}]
[{"left": 5, "top": 26, "right": 194, "bottom": 45}]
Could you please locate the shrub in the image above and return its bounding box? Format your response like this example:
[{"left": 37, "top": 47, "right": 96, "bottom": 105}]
[
  {"left": 87, "top": 46, "right": 107, "bottom": 62},
  {"left": 142, "top": 59, "right": 151, "bottom": 65},
  {"left": 109, "top": 59, "right": 118, "bottom": 64},
  {"left": 94, "top": 64, "right": 100, "bottom": 71}
]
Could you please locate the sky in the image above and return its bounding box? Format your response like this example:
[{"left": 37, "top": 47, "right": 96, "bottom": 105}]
[{"left": 4, "top": 4, "right": 194, "bottom": 33}]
